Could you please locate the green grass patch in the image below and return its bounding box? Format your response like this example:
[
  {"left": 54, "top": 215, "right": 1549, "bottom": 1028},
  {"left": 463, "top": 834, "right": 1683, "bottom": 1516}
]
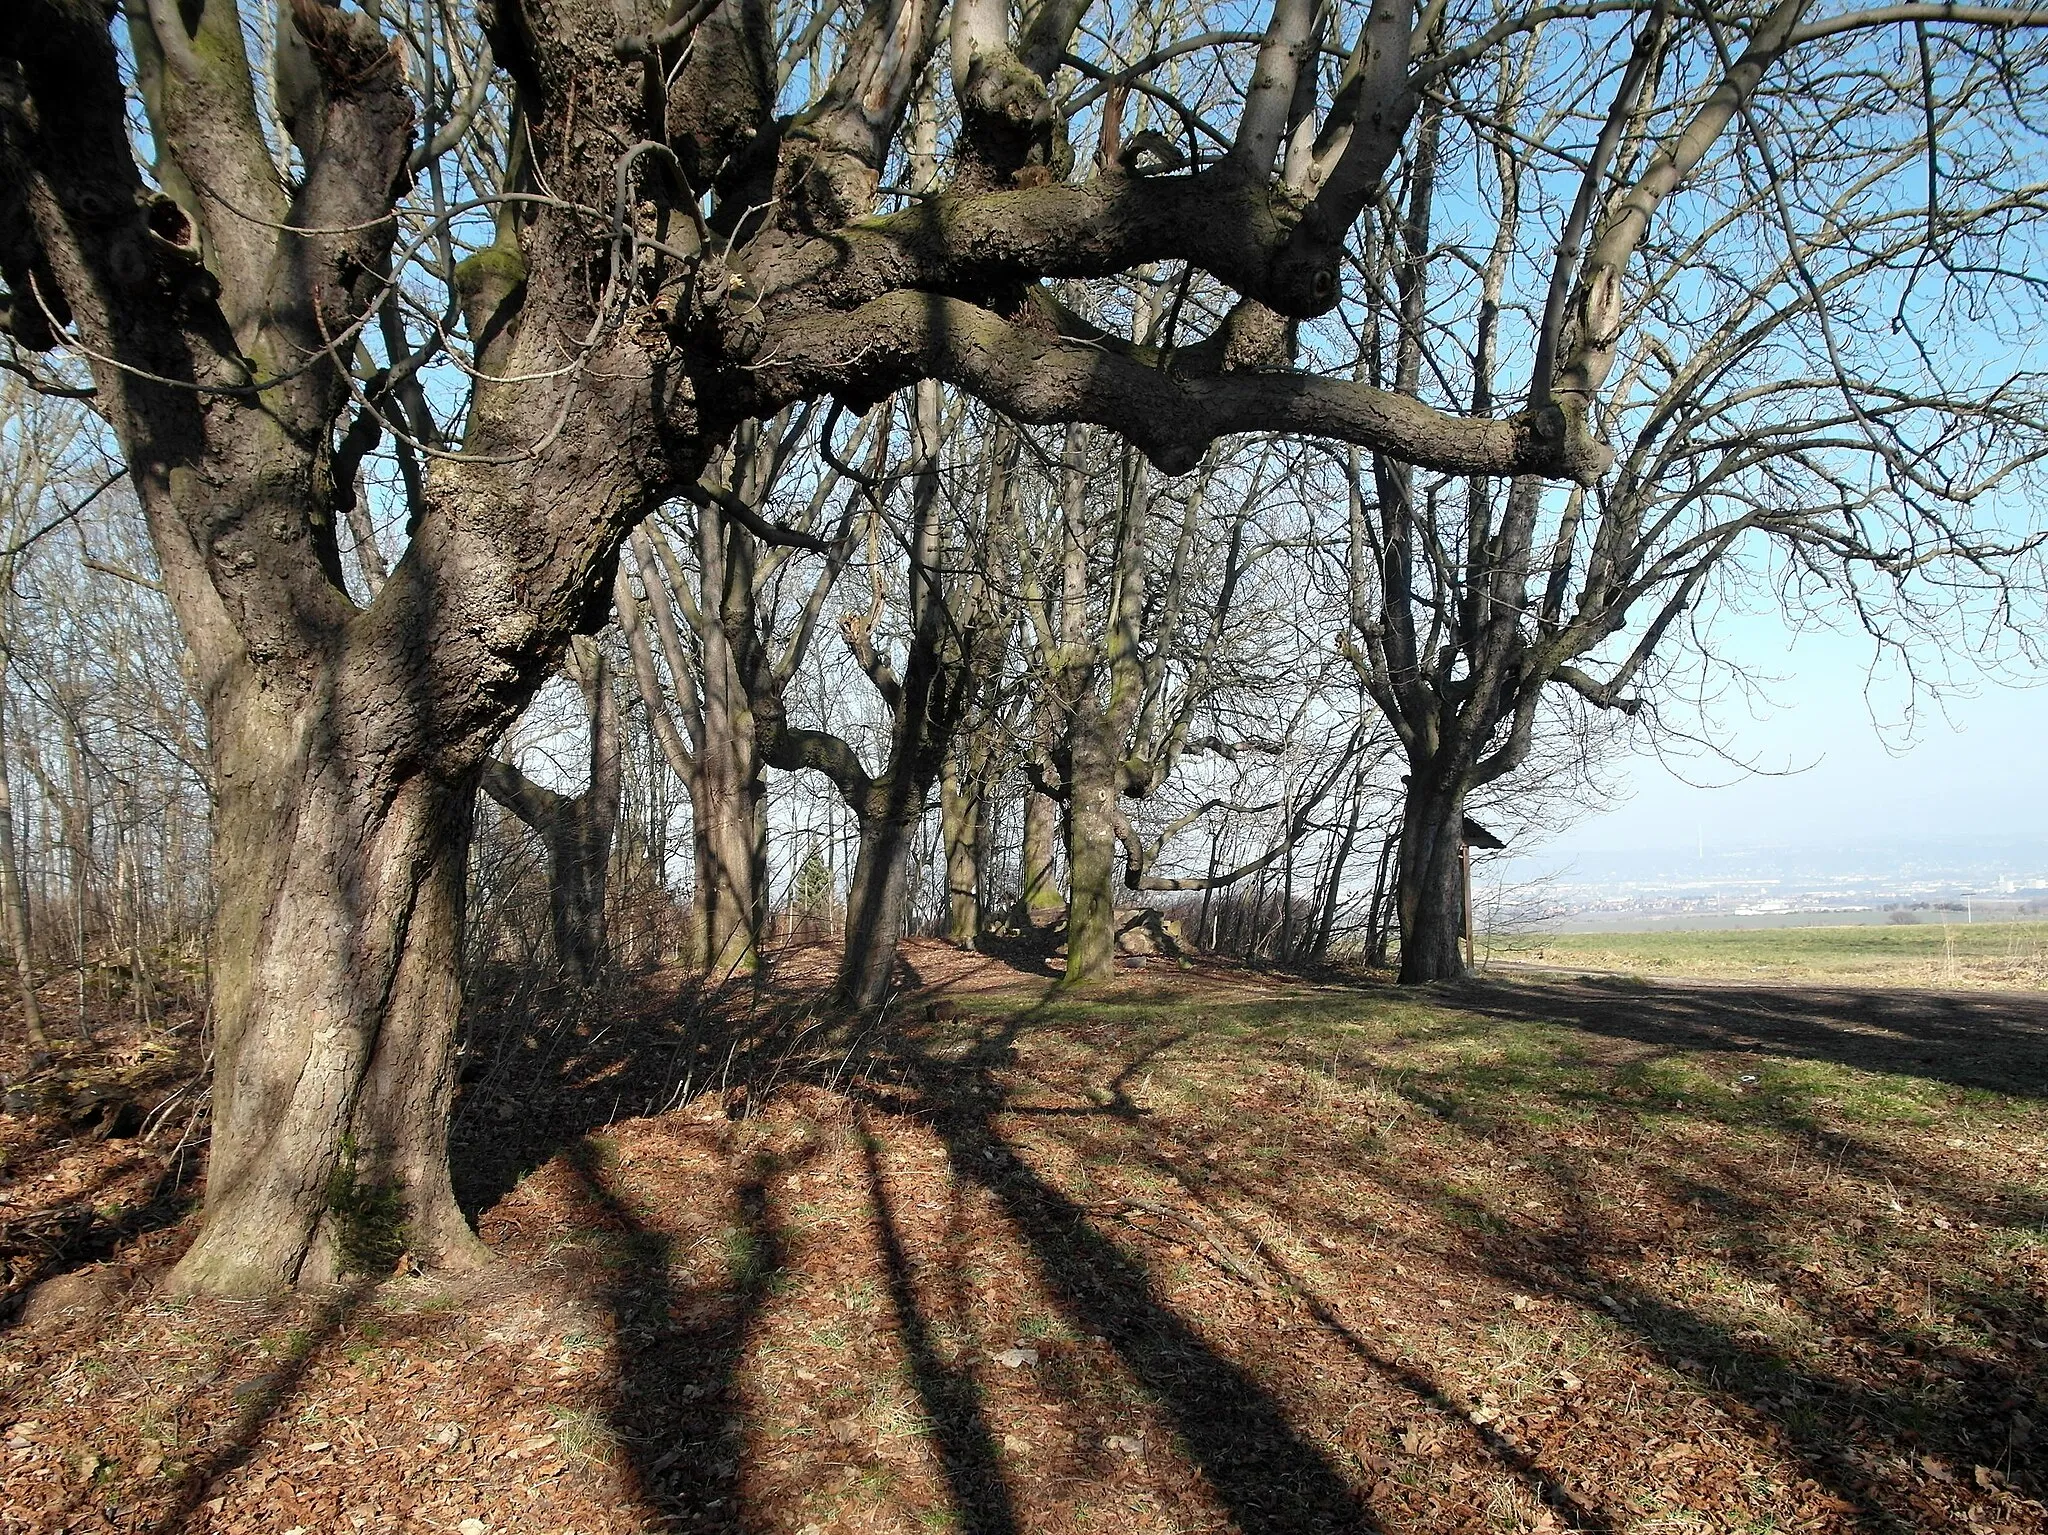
[{"left": 1493, "top": 920, "right": 2048, "bottom": 987}]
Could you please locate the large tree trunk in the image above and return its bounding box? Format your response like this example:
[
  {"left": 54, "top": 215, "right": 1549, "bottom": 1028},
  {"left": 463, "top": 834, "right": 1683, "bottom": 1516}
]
[
  {"left": 560, "top": 646, "right": 622, "bottom": 981},
  {"left": 689, "top": 749, "right": 764, "bottom": 976},
  {"left": 837, "top": 810, "right": 917, "bottom": 1007},
  {"left": 1395, "top": 774, "right": 1469, "bottom": 984},
  {"left": 169, "top": 683, "right": 487, "bottom": 1295},
  {"left": 12, "top": 0, "right": 667, "bottom": 1299},
  {"left": 1062, "top": 699, "right": 1120, "bottom": 988},
  {"left": 1016, "top": 783, "right": 1059, "bottom": 918},
  {"left": 538, "top": 800, "right": 611, "bottom": 983}
]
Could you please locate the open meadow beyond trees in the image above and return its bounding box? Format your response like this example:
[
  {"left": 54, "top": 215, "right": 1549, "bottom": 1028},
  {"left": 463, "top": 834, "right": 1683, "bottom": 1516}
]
[
  {"left": 1, "top": 945, "right": 2043, "bottom": 1535},
  {"left": 1495, "top": 923, "right": 2048, "bottom": 991}
]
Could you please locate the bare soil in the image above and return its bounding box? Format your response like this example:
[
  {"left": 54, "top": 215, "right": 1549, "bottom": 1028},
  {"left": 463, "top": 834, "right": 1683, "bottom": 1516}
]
[{"left": 0, "top": 944, "right": 2042, "bottom": 1534}]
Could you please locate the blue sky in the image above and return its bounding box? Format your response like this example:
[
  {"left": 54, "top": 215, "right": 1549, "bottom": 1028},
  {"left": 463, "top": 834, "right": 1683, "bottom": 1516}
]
[{"left": 1538, "top": 615, "right": 2047, "bottom": 856}]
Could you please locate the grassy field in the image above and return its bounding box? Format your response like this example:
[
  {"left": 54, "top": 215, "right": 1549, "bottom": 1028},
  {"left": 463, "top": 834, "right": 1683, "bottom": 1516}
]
[
  {"left": 4, "top": 944, "right": 2044, "bottom": 1535},
  {"left": 1491, "top": 918, "right": 2048, "bottom": 989}
]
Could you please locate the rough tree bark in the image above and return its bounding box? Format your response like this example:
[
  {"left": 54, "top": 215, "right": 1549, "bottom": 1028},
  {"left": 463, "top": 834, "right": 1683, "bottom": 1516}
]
[
  {"left": 1037, "top": 427, "right": 1269, "bottom": 986},
  {"left": 839, "top": 802, "right": 922, "bottom": 1005},
  {"left": 939, "top": 746, "right": 983, "bottom": 948},
  {"left": 4, "top": 1, "right": 679, "bottom": 1290},
  {"left": 1059, "top": 691, "right": 1122, "bottom": 985},
  {"left": 1393, "top": 772, "right": 1470, "bottom": 985}
]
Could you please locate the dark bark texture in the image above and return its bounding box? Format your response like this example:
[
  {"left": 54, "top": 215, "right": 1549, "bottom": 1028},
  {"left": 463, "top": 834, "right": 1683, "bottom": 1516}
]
[{"left": 1394, "top": 775, "right": 1469, "bottom": 985}]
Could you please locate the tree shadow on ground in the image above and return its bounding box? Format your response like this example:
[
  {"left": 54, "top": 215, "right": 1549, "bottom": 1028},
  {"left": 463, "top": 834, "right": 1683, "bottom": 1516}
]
[
  {"left": 847, "top": 1009, "right": 1389, "bottom": 1535},
  {"left": 440, "top": 951, "right": 2047, "bottom": 1533},
  {"left": 146, "top": 1282, "right": 376, "bottom": 1533},
  {"left": 449, "top": 963, "right": 837, "bottom": 1219},
  {"left": 856, "top": 1115, "right": 1021, "bottom": 1535},
  {"left": 556, "top": 1135, "right": 794, "bottom": 1533},
  {"left": 1077, "top": 971, "right": 2048, "bottom": 1530},
  {"left": 450, "top": 962, "right": 1402, "bottom": 1532},
  {"left": 1452, "top": 974, "right": 2048, "bottom": 1099},
  {"left": 1394, "top": 1144, "right": 2048, "bottom": 1533}
]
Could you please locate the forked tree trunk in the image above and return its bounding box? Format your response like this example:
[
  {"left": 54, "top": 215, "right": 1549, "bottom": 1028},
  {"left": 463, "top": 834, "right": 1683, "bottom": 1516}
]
[
  {"left": 1395, "top": 774, "right": 1470, "bottom": 984},
  {"left": 170, "top": 683, "right": 487, "bottom": 1295},
  {"left": 838, "top": 810, "right": 917, "bottom": 1006},
  {"left": 480, "top": 640, "right": 621, "bottom": 985},
  {"left": 1062, "top": 700, "right": 1120, "bottom": 988}
]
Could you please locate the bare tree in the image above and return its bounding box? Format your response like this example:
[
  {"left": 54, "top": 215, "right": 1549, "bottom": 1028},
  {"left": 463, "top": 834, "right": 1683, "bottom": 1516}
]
[
  {"left": 479, "top": 637, "right": 621, "bottom": 983},
  {"left": 747, "top": 382, "right": 1000, "bottom": 1003},
  {"left": 616, "top": 409, "right": 865, "bottom": 975},
  {"left": 10, "top": 0, "right": 2047, "bottom": 1290},
  {"left": 1014, "top": 423, "right": 1336, "bottom": 982},
  {"left": 1336, "top": 4, "right": 2048, "bottom": 980}
]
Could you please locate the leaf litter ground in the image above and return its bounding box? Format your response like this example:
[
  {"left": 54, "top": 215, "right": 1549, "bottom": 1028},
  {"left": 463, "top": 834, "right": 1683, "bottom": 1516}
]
[{"left": 0, "top": 945, "right": 2043, "bottom": 1534}]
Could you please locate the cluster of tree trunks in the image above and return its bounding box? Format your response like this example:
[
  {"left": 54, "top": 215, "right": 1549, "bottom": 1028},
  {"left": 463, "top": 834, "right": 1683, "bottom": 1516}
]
[{"left": 7, "top": 0, "right": 2043, "bottom": 1294}]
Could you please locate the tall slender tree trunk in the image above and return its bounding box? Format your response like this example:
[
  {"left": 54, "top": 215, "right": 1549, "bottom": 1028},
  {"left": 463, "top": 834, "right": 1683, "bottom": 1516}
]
[
  {"left": 940, "top": 751, "right": 982, "bottom": 948},
  {"left": 62, "top": 721, "right": 90, "bottom": 1036},
  {"left": 694, "top": 508, "right": 767, "bottom": 976},
  {"left": 170, "top": 681, "right": 487, "bottom": 1295},
  {"left": 1278, "top": 779, "right": 1297, "bottom": 962},
  {"left": 1365, "top": 830, "right": 1397, "bottom": 967},
  {"left": 838, "top": 809, "right": 918, "bottom": 1006},
  {"left": 689, "top": 752, "right": 763, "bottom": 976},
  {"left": 1014, "top": 702, "right": 1062, "bottom": 922},
  {"left": 1311, "top": 777, "right": 1367, "bottom": 963},
  {"left": 0, "top": 681, "right": 45, "bottom": 1047},
  {"left": 1062, "top": 698, "right": 1119, "bottom": 987},
  {"left": 1395, "top": 770, "right": 1470, "bottom": 984}
]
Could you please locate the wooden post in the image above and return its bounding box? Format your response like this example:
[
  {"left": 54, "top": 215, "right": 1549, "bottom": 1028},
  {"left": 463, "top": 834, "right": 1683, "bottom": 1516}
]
[{"left": 1462, "top": 839, "right": 1475, "bottom": 971}]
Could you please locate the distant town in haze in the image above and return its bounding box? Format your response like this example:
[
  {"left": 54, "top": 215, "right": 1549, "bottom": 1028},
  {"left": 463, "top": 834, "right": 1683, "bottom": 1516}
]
[{"left": 1501, "top": 835, "right": 2048, "bottom": 932}]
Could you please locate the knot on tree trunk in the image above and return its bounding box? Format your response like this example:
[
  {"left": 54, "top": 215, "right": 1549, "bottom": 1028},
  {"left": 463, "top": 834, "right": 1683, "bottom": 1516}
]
[
  {"left": 1524, "top": 398, "right": 1614, "bottom": 487},
  {"left": 956, "top": 52, "right": 1060, "bottom": 192},
  {"left": 772, "top": 132, "right": 881, "bottom": 234},
  {"left": 287, "top": 0, "right": 407, "bottom": 100}
]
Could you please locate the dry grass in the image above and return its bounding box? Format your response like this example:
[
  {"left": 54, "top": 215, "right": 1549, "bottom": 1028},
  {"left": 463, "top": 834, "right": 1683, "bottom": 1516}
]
[
  {"left": 1490, "top": 920, "right": 2048, "bottom": 990},
  {"left": 1, "top": 945, "right": 2043, "bottom": 1535}
]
